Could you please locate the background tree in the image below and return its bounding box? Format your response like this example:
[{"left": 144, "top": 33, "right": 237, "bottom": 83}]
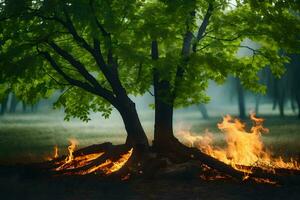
[
  {"left": 198, "top": 104, "right": 209, "bottom": 120},
  {"left": 275, "top": 53, "right": 300, "bottom": 118},
  {"left": 0, "top": 84, "right": 9, "bottom": 115}
]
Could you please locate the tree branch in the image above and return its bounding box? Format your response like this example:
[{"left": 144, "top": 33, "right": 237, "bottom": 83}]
[
  {"left": 89, "top": 0, "right": 109, "bottom": 37},
  {"left": 192, "top": 2, "right": 214, "bottom": 52},
  {"left": 41, "top": 67, "right": 70, "bottom": 86},
  {"left": 206, "top": 34, "right": 242, "bottom": 42},
  {"left": 32, "top": 8, "right": 126, "bottom": 99},
  {"left": 48, "top": 42, "right": 100, "bottom": 88},
  {"left": 39, "top": 50, "right": 116, "bottom": 105}
]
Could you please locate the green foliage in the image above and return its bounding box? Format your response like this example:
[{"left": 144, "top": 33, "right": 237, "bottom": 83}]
[
  {"left": 0, "top": 0, "right": 299, "bottom": 120},
  {"left": 54, "top": 87, "right": 112, "bottom": 122}
]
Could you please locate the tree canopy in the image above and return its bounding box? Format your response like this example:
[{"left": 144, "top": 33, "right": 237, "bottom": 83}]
[{"left": 0, "top": 0, "right": 299, "bottom": 121}]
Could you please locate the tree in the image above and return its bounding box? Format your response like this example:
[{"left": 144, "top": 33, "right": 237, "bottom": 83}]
[
  {"left": 199, "top": 104, "right": 209, "bottom": 120},
  {"left": 145, "top": 0, "right": 300, "bottom": 149},
  {"left": 289, "top": 54, "right": 300, "bottom": 118},
  {"left": 0, "top": 0, "right": 150, "bottom": 148}
]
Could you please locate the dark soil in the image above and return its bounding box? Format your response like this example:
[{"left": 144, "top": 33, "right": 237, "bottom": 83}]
[{"left": 0, "top": 165, "right": 299, "bottom": 200}]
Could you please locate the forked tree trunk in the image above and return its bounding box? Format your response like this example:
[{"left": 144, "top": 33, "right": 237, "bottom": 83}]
[{"left": 117, "top": 97, "right": 149, "bottom": 150}]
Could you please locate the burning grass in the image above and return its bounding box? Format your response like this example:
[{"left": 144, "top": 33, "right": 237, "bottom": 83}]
[
  {"left": 177, "top": 114, "right": 300, "bottom": 179},
  {"left": 25, "top": 114, "right": 300, "bottom": 184},
  {"left": 48, "top": 139, "right": 133, "bottom": 177}
]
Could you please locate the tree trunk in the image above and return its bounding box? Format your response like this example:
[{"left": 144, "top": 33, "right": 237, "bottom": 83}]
[
  {"left": 117, "top": 97, "right": 149, "bottom": 150},
  {"left": 272, "top": 79, "right": 278, "bottom": 110},
  {"left": 9, "top": 93, "right": 18, "bottom": 113},
  {"left": 278, "top": 89, "right": 285, "bottom": 118},
  {"left": 153, "top": 93, "right": 175, "bottom": 149},
  {"left": 296, "top": 93, "right": 300, "bottom": 119},
  {"left": 199, "top": 104, "right": 209, "bottom": 120},
  {"left": 1, "top": 95, "right": 9, "bottom": 115},
  {"left": 151, "top": 40, "right": 177, "bottom": 149},
  {"left": 236, "top": 78, "right": 246, "bottom": 119},
  {"left": 22, "top": 102, "right": 27, "bottom": 113}
]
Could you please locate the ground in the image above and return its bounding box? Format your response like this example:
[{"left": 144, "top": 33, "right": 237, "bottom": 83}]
[
  {"left": 0, "top": 108, "right": 300, "bottom": 199},
  {"left": 1, "top": 171, "right": 300, "bottom": 200}
]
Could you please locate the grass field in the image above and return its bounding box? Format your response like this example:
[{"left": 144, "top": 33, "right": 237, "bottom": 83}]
[
  {"left": 0, "top": 108, "right": 300, "bottom": 200},
  {"left": 0, "top": 106, "right": 299, "bottom": 164}
]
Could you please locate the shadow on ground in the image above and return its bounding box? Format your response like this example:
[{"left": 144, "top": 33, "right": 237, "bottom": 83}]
[{"left": 0, "top": 165, "right": 299, "bottom": 200}]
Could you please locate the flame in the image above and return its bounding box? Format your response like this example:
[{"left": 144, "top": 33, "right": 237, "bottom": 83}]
[
  {"left": 105, "top": 148, "right": 133, "bottom": 174},
  {"left": 77, "top": 148, "right": 133, "bottom": 175},
  {"left": 65, "top": 139, "right": 77, "bottom": 163},
  {"left": 54, "top": 145, "right": 59, "bottom": 159},
  {"left": 52, "top": 138, "right": 133, "bottom": 176},
  {"left": 46, "top": 145, "right": 60, "bottom": 161},
  {"left": 177, "top": 114, "right": 300, "bottom": 176}
]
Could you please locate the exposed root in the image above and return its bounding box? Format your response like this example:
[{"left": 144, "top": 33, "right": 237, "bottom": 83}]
[{"left": 31, "top": 140, "right": 300, "bottom": 185}]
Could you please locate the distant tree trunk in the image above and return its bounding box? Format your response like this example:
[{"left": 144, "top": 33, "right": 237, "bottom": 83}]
[
  {"left": 1, "top": 95, "right": 9, "bottom": 115},
  {"left": 31, "top": 103, "right": 39, "bottom": 113},
  {"left": 278, "top": 87, "right": 285, "bottom": 118},
  {"left": 272, "top": 79, "right": 278, "bottom": 110},
  {"left": 236, "top": 78, "right": 246, "bottom": 119},
  {"left": 199, "top": 104, "right": 209, "bottom": 119},
  {"left": 296, "top": 93, "right": 300, "bottom": 119},
  {"left": 291, "top": 99, "right": 296, "bottom": 113},
  {"left": 255, "top": 95, "right": 260, "bottom": 114},
  {"left": 22, "top": 102, "right": 27, "bottom": 113},
  {"left": 9, "top": 93, "right": 18, "bottom": 113}
]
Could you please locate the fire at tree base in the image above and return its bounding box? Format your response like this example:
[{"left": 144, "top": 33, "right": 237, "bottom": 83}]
[{"left": 41, "top": 114, "right": 300, "bottom": 185}]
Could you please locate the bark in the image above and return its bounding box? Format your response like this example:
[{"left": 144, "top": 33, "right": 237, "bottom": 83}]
[
  {"left": 153, "top": 90, "right": 175, "bottom": 148},
  {"left": 152, "top": 40, "right": 177, "bottom": 149},
  {"left": 116, "top": 97, "right": 149, "bottom": 150}
]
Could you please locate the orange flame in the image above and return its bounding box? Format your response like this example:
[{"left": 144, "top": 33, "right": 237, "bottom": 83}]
[
  {"left": 52, "top": 138, "right": 133, "bottom": 176},
  {"left": 54, "top": 145, "right": 59, "bottom": 159},
  {"left": 177, "top": 114, "right": 300, "bottom": 175},
  {"left": 77, "top": 148, "right": 133, "bottom": 175},
  {"left": 65, "top": 139, "right": 77, "bottom": 163}
]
